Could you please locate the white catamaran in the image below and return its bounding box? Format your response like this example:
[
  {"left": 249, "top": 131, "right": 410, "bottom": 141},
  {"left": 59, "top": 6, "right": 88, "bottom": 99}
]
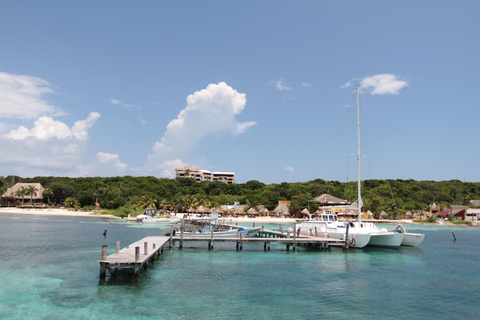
[{"left": 297, "top": 84, "right": 409, "bottom": 248}]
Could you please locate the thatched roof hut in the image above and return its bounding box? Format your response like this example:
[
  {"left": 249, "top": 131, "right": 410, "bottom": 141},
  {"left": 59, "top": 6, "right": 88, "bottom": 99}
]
[
  {"left": 2, "top": 183, "right": 45, "bottom": 202},
  {"left": 196, "top": 205, "right": 208, "bottom": 213},
  {"left": 258, "top": 207, "right": 269, "bottom": 215},
  {"left": 380, "top": 211, "right": 388, "bottom": 218},
  {"left": 233, "top": 207, "right": 245, "bottom": 215},
  {"left": 313, "top": 194, "right": 351, "bottom": 205},
  {"left": 272, "top": 203, "right": 290, "bottom": 216},
  {"left": 247, "top": 207, "right": 259, "bottom": 215},
  {"left": 300, "top": 208, "right": 310, "bottom": 218}
]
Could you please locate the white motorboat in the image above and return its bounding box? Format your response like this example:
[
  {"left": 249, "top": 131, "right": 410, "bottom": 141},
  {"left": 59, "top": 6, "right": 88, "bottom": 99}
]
[
  {"left": 135, "top": 215, "right": 181, "bottom": 224},
  {"left": 297, "top": 211, "right": 371, "bottom": 248}
]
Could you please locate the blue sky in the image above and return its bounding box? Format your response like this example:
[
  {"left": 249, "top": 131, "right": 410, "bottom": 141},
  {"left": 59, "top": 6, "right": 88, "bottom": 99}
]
[{"left": 0, "top": 1, "right": 479, "bottom": 184}]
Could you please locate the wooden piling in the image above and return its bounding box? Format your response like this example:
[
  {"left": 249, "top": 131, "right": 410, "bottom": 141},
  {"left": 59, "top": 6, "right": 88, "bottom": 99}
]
[
  {"left": 293, "top": 224, "right": 297, "bottom": 251},
  {"left": 144, "top": 242, "right": 148, "bottom": 255},
  {"left": 116, "top": 240, "right": 120, "bottom": 254},
  {"left": 101, "top": 245, "right": 107, "bottom": 260},
  {"left": 451, "top": 230, "right": 457, "bottom": 241},
  {"left": 179, "top": 219, "right": 184, "bottom": 249},
  {"left": 343, "top": 223, "right": 350, "bottom": 251},
  {"left": 135, "top": 247, "right": 140, "bottom": 261}
]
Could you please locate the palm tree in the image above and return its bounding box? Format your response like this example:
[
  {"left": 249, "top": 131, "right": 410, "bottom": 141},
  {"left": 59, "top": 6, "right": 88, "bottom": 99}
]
[
  {"left": 15, "top": 187, "right": 27, "bottom": 206},
  {"left": 26, "top": 185, "right": 39, "bottom": 204},
  {"left": 43, "top": 187, "right": 53, "bottom": 205},
  {"left": 136, "top": 195, "right": 157, "bottom": 209}
]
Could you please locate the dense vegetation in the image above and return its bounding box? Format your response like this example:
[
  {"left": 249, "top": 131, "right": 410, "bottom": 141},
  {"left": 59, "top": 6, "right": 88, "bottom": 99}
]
[{"left": 2, "top": 176, "right": 479, "bottom": 218}]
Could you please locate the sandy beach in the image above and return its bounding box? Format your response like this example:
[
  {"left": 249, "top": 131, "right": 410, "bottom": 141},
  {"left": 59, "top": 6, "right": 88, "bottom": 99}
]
[
  {"left": 0, "top": 207, "right": 301, "bottom": 223},
  {"left": 0, "top": 207, "right": 119, "bottom": 219}
]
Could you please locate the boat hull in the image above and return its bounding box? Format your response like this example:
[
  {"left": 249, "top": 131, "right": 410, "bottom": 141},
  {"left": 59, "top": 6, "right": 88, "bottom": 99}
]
[
  {"left": 401, "top": 233, "right": 425, "bottom": 247},
  {"left": 367, "top": 232, "right": 404, "bottom": 248},
  {"left": 329, "top": 232, "right": 371, "bottom": 248}
]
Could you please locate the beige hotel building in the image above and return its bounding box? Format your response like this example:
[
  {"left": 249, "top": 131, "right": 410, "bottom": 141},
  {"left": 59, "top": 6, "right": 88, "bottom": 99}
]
[{"left": 175, "top": 166, "right": 235, "bottom": 184}]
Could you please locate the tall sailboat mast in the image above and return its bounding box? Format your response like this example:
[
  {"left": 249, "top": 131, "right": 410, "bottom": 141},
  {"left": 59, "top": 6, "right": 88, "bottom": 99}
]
[{"left": 356, "top": 84, "right": 362, "bottom": 223}]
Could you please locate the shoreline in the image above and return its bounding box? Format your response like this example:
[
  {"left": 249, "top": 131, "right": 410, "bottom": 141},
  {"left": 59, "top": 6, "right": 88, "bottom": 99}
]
[
  {"left": 0, "top": 207, "right": 119, "bottom": 219},
  {"left": 0, "top": 207, "right": 475, "bottom": 227}
]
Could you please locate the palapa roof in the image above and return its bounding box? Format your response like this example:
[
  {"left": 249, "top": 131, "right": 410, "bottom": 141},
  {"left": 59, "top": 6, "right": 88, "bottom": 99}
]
[
  {"left": 195, "top": 205, "right": 208, "bottom": 213},
  {"left": 313, "top": 194, "right": 351, "bottom": 205},
  {"left": 247, "top": 207, "right": 259, "bottom": 215},
  {"left": 449, "top": 205, "right": 469, "bottom": 216},
  {"left": 233, "top": 206, "right": 245, "bottom": 214},
  {"left": 258, "top": 207, "right": 269, "bottom": 214},
  {"left": 469, "top": 200, "right": 480, "bottom": 207},
  {"left": 3, "top": 182, "right": 44, "bottom": 199},
  {"left": 272, "top": 203, "right": 290, "bottom": 215},
  {"left": 379, "top": 211, "right": 388, "bottom": 216}
]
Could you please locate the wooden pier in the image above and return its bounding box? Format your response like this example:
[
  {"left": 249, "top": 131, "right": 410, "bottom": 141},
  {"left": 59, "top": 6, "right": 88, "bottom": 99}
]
[
  {"left": 99, "top": 224, "right": 345, "bottom": 280},
  {"left": 98, "top": 236, "right": 170, "bottom": 280}
]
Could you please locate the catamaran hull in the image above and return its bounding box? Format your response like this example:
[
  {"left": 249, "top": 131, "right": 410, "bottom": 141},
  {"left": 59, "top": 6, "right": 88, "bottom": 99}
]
[
  {"left": 367, "top": 232, "right": 404, "bottom": 248},
  {"left": 401, "top": 233, "right": 425, "bottom": 247},
  {"left": 329, "top": 232, "right": 371, "bottom": 248}
]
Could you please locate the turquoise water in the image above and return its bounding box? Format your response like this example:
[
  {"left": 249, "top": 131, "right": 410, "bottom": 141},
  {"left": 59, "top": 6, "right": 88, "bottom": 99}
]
[{"left": 1, "top": 213, "right": 479, "bottom": 319}]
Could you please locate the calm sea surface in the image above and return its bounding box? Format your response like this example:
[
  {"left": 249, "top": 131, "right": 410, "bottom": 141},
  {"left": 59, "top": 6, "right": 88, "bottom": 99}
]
[{"left": 0, "top": 212, "right": 479, "bottom": 320}]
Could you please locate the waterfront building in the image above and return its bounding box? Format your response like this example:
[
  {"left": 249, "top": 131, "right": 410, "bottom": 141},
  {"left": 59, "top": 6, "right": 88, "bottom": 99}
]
[
  {"left": 2, "top": 182, "right": 45, "bottom": 206},
  {"left": 175, "top": 166, "right": 235, "bottom": 184}
]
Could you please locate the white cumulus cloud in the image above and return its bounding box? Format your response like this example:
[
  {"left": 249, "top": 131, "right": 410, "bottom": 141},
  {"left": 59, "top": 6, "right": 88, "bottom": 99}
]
[
  {"left": 145, "top": 82, "right": 255, "bottom": 177},
  {"left": 0, "top": 71, "right": 63, "bottom": 119},
  {"left": 0, "top": 112, "right": 101, "bottom": 176},
  {"left": 342, "top": 74, "right": 408, "bottom": 95},
  {"left": 6, "top": 112, "right": 100, "bottom": 141}
]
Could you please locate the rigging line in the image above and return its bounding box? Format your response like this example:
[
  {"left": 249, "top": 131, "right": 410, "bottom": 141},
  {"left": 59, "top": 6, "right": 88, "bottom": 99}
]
[
  {"left": 303, "top": 92, "right": 355, "bottom": 211},
  {"left": 360, "top": 92, "right": 400, "bottom": 215},
  {"left": 309, "top": 92, "right": 355, "bottom": 197}
]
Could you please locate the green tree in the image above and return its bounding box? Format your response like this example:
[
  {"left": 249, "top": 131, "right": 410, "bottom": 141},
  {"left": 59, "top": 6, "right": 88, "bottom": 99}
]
[
  {"left": 136, "top": 195, "right": 157, "bottom": 209},
  {"left": 64, "top": 197, "right": 80, "bottom": 209},
  {"left": 26, "top": 185, "right": 39, "bottom": 203},
  {"left": 43, "top": 187, "right": 53, "bottom": 204},
  {"left": 15, "top": 187, "right": 27, "bottom": 205}
]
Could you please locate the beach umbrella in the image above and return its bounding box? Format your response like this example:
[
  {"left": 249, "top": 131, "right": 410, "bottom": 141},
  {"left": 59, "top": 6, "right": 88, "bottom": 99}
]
[
  {"left": 405, "top": 211, "right": 413, "bottom": 217},
  {"left": 259, "top": 207, "right": 269, "bottom": 216},
  {"left": 247, "top": 207, "right": 259, "bottom": 215},
  {"left": 380, "top": 211, "right": 388, "bottom": 219},
  {"left": 196, "top": 205, "right": 208, "bottom": 213},
  {"left": 300, "top": 208, "right": 310, "bottom": 218},
  {"left": 186, "top": 207, "right": 195, "bottom": 213},
  {"left": 233, "top": 207, "right": 245, "bottom": 214},
  {"left": 273, "top": 203, "right": 290, "bottom": 216},
  {"left": 367, "top": 210, "right": 373, "bottom": 216}
]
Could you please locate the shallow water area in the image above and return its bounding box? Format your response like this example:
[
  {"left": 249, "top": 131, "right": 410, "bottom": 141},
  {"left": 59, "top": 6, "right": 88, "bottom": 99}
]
[{"left": 0, "top": 212, "right": 479, "bottom": 319}]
